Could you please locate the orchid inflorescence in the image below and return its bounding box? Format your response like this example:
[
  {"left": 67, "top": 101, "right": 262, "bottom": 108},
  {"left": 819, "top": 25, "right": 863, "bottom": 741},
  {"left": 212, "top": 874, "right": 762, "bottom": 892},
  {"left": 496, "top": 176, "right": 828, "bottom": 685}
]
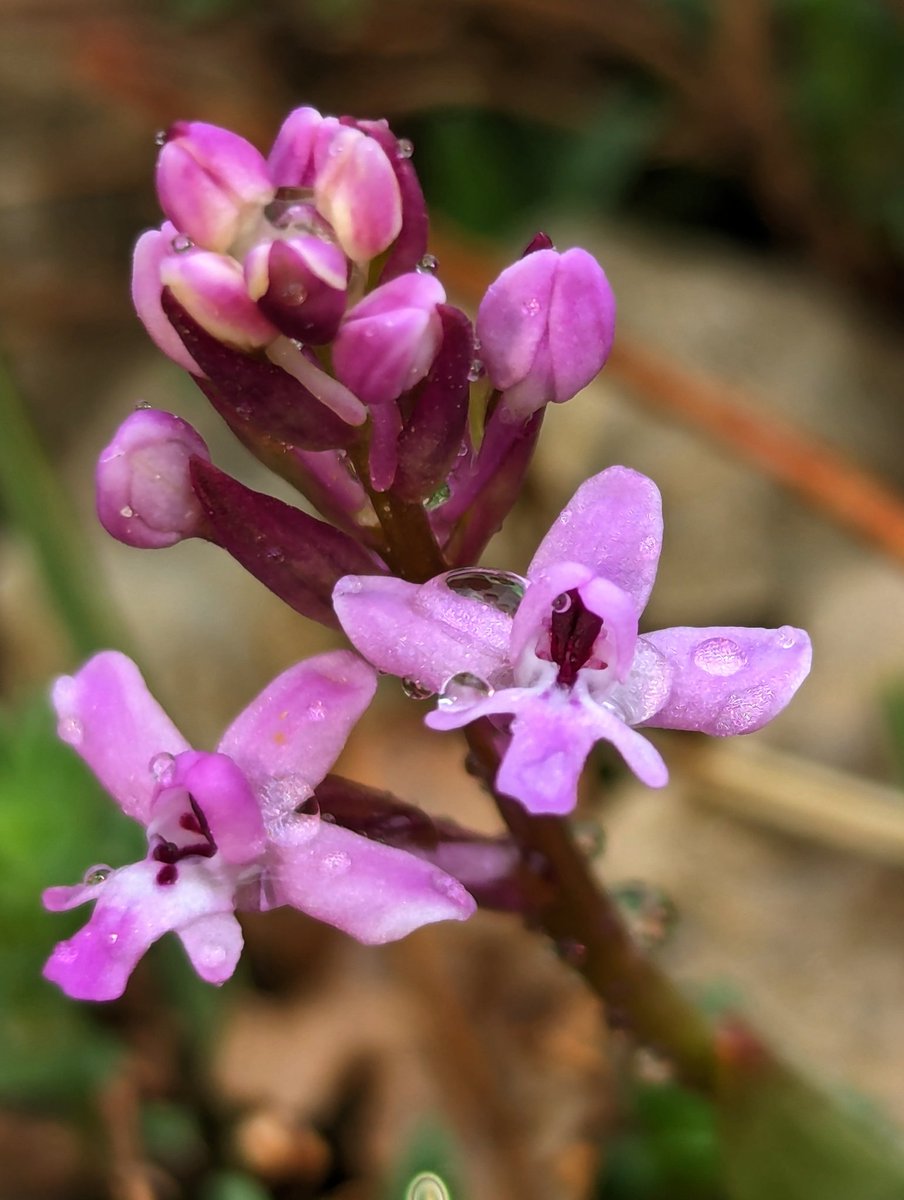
[{"left": 44, "top": 107, "right": 811, "bottom": 1002}]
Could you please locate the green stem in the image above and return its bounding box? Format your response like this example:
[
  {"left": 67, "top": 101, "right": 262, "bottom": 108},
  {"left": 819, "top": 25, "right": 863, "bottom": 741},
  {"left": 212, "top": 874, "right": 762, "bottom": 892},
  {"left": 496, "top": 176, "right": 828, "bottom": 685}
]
[
  {"left": 0, "top": 356, "right": 121, "bottom": 659},
  {"left": 349, "top": 442, "right": 447, "bottom": 579},
  {"left": 465, "top": 719, "right": 718, "bottom": 1093}
]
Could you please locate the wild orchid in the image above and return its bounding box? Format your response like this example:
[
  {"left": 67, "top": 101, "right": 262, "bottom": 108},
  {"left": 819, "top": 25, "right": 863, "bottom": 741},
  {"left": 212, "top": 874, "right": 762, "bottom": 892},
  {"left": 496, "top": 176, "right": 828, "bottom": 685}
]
[
  {"left": 44, "top": 650, "right": 474, "bottom": 1001},
  {"left": 40, "top": 103, "right": 823, "bottom": 1165},
  {"left": 333, "top": 466, "right": 811, "bottom": 814}
]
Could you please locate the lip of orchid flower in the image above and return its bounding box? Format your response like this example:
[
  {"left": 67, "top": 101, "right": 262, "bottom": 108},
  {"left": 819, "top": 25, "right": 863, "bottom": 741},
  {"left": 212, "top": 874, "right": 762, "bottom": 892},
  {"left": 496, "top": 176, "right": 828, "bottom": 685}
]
[
  {"left": 43, "top": 650, "right": 475, "bottom": 1001},
  {"left": 333, "top": 466, "right": 812, "bottom": 816}
]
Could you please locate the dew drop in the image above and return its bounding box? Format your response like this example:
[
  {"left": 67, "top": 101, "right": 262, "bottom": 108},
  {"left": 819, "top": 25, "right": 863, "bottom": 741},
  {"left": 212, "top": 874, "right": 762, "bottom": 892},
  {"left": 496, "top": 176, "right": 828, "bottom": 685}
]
[
  {"left": 83, "top": 865, "right": 112, "bottom": 886},
  {"left": 119, "top": 505, "right": 134, "bottom": 519},
  {"left": 430, "top": 872, "right": 464, "bottom": 901},
  {"left": 170, "top": 234, "right": 194, "bottom": 253},
  {"left": 777, "top": 625, "right": 796, "bottom": 648},
  {"left": 154, "top": 129, "right": 168, "bottom": 147},
  {"left": 558, "top": 509, "right": 573, "bottom": 526},
  {"left": 149, "top": 752, "right": 176, "bottom": 783},
  {"left": 416, "top": 253, "right": 438, "bottom": 274},
  {"left": 692, "top": 637, "right": 747, "bottom": 676},
  {"left": 59, "top": 716, "right": 84, "bottom": 746},
  {"left": 613, "top": 881, "right": 678, "bottom": 949},
  {"left": 264, "top": 545, "right": 285, "bottom": 562},
  {"left": 444, "top": 568, "right": 526, "bottom": 615},
  {"left": 522, "top": 296, "right": 541, "bottom": 317},
  {"left": 396, "top": 137, "right": 414, "bottom": 159},
  {"left": 467, "top": 358, "right": 484, "bottom": 382},
  {"left": 107, "top": 932, "right": 119, "bottom": 945},
  {"left": 402, "top": 678, "right": 435, "bottom": 700},
  {"left": 319, "top": 850, "right": 351, "bottom": 877},
  {"left": 135, "top": 400, "right": 153, "bottom": 410},
  {"left": 551, "top": 592, "right": 571, "bottom": 614},
  {"left": 307, "top": 699, "right": 326, "bottom": 721},
  {"left": 437, "top": 671, "right": 493, "bottom": 709},
  {"left": 279, "top": 281, "right": 308, "bottom": 306}
]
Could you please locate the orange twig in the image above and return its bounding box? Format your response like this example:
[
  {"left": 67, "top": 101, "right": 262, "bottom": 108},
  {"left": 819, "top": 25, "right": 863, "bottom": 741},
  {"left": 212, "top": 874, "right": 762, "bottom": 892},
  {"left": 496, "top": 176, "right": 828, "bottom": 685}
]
[{"left": 608, "top": 337, "right": 904, "bottom": 568}]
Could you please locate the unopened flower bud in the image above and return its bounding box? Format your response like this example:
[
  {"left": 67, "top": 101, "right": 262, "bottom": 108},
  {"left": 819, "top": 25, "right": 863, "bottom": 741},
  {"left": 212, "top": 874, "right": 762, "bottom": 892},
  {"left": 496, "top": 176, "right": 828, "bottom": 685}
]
[
  {"left": 332, "top": 273, "right": 445, "bottom": 406},
  {"left": 244, "top": 234, "right": 348, "bottom": 343},
  {"left": 156, "top": 120, "right": 275, "bottom": 253},
  {"left": 96, "top": 409, "right": 211, "bottom": 548},
  {"left": 314, "top": 126, "right": 402, "bottom": 263},
  {"left": 267, "top": 105, "right": 325, "bottom": 186},
  {"left": 161, "top": 250, "right": 278, "bottom": 352},
  {"left": 476, "top": 246, "right": 616, "bottom": 417}
]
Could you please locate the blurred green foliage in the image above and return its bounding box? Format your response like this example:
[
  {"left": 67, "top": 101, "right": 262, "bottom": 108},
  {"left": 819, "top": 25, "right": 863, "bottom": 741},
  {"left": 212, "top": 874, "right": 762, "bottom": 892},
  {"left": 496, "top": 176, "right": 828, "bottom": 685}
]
[{"left": 0, "top": 695, "right": 141, "bottom": 1104}]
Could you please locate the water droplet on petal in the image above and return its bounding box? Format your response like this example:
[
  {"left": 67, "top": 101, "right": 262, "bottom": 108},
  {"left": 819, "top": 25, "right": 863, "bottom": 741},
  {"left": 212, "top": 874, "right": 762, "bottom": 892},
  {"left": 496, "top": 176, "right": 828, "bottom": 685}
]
[
  {"left": 467, "top": 358, "right": 484, "bottom": 382},
  {"left": 59, "top": 716, "right": 84, "bottom": 746},
  {"left": 612, "top": 881, "right": 678, "bottom": 949},
  {"left": 522, "top": 296, "right": 541, "bottom": 317},
  {"left": 551, "top": 592, "right": 571, "bottom": 614},
  {"left": 262, "top": 774, "right": 314, "bottom": 818},
  {"left": 402, "top": 678, "right": 435, "bottom": 700},
  {"left": 278, "top": 280, "right": 308, "bottom": 306},
  {"left": 416, "top": 253, "right": 438, "bottom": 274},
  {"left": 119, "top": 505, "right": 135, "bottom": 519},
  {"left": 319, "top": 850, "right": 351, "bottom": 877},
  {"left": 693, "top": 637, "right": 747, "bottom": 676},
  {"left": 107, "top": 932, "right": 119, "bottom": 945},
  {"left": 437, "top": 672, "right": 493, "bottom": 709},
  {"left": 83, "top": 865, "right": 113, "bottom": 886},
  {"left": 149, "top": 752, "right": 176, "bottom": 784},
  {"left": 777, "top": 626, "right": 796, "bottom": 648},
  {"left": 444, "top": 568, "right": 526, "bottom": 615},
  {"left": 264, "top": 545, "right": 285, "bottom": 562},
  {"left": 154, "top": 129, "right": 168, "bottom": 147},
  {"left": 558, "top": 509, "right": 573, "bottom": 526},
  {"left": 170, "top": 234, "right": 194, "bottom": 253},
  {"left": 396, "top": 137, "right": 414, "bottom": 159},
  {"left": 430, "top": 872, "right": 464, "bottom": 901},
  {"left": 307, "top": 699, "right": 326, "bottom": 721},
  {"left": 135, "top": 400, "right": 153, "bottom": 410},
  {"left": 713, "top": 683, "right": 775, "bottom": 734}
]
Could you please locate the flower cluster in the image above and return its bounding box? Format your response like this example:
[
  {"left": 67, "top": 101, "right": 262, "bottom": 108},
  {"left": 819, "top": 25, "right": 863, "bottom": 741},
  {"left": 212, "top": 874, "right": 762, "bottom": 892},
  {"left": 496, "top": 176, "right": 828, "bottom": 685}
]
[{"left": 44, "top": 106, "right": 811, "bottom": 1001}]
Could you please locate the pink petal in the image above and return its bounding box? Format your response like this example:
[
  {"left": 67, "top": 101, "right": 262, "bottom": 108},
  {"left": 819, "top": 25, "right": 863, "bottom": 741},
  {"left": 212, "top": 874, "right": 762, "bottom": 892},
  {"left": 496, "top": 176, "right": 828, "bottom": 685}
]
[
  {"left": 217, "top": 651, "right": 377, "bottom": 821},
  {"left": 268, "top": 821, "right": 475, "bottom": 943},
  {"left": 178, "top": 912, "right": 244, "bottom": 985},
  {"left": 42, "top": 860, "right": 236, "bottom": 1001},
  {"left": 528, "top": 467, "right": 662, "bottom": 612},
  {"left": 131, "top": 225, "right": 202, "bottom": 374},
  {"left": 51, "top": 652, "right": 190, "bottom": 825},
  {"left": 640, "top": 625, "right": 812, "bottom": 735},
  {"left": 333, "top": 573, "right": 512, "bottom": 694},
  {"left": 495, "top": 690, "right": 601, "bottom": 815}
]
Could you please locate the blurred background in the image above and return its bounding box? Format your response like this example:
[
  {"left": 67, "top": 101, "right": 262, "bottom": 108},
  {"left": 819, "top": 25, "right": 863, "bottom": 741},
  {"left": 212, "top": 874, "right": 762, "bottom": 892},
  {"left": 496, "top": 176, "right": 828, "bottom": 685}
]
[{"left": 1, "top": 1, "right": 904, "bottom": 1197}]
